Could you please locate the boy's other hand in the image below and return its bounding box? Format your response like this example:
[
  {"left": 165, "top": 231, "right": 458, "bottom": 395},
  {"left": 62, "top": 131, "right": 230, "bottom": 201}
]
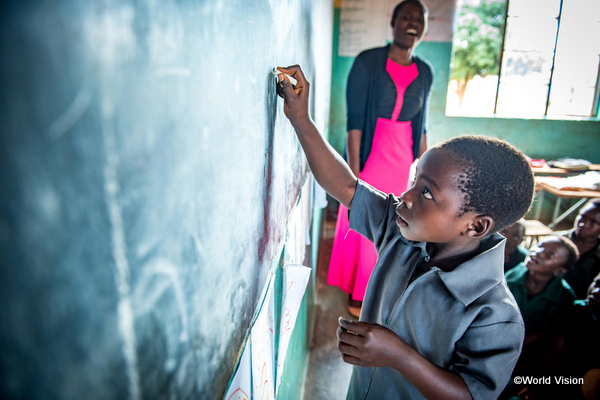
[
  {"left": 276, "top": 65, "right": 310, "bottom": 125},
  {"left": 337, "top": 317, "right": 406, "bottom": 369}
]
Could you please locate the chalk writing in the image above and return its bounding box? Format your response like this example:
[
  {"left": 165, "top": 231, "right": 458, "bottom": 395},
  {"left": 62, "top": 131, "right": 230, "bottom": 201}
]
[
  {"left": 251, "top": 278, "right": 275, "bottom": 400},
  {"left": 281, "top": 308, "right": 292, "bottom": 337},
  {"left": 227, "top": 389, "right": 250, "bottom": 400}
]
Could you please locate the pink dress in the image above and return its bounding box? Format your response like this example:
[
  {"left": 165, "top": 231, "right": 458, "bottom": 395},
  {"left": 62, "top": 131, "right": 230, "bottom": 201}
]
[{"left": 327, "top": 60, "right": 419, "bottom": 301}]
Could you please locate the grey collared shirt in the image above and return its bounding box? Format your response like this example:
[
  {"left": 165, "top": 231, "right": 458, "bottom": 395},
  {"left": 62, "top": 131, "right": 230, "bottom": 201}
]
[{"left": 347, "top": 180, "right": 524, "bottom": 400}]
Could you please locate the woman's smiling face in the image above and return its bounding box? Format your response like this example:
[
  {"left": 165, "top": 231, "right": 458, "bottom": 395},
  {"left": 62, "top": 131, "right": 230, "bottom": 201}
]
[{"left": 391, "top": 1, "right": 427, "bottom": 49}]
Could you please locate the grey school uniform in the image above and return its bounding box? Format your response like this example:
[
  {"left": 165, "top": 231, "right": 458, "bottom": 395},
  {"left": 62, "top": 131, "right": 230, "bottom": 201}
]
[{"left": 347, "top": 181, "right": 524, "bottom": 400}]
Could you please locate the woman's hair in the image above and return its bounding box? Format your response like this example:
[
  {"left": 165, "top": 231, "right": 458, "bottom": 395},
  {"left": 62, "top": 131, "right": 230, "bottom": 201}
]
[
  {"left": 555, "top": 236, "right": 580, "bottom": 270},
  {"left": 392, "top": 0, "right": 429, "bottom": 21}
]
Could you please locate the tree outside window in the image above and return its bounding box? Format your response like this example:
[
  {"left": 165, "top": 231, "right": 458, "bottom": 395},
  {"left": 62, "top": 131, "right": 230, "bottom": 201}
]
[{"left": 447, "top": 0, "right": 600, "bottom": 119}]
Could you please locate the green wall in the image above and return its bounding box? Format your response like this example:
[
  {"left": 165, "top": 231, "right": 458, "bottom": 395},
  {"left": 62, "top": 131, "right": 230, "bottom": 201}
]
[{"left": 328, "top": 9, "right": 600, "bottom": 163}]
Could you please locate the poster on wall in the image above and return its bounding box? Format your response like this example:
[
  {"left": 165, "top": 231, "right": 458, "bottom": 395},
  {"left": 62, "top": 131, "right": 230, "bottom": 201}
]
[
  {"left": 339, "top": 0, "right": 456, "bottom": 57},
  {"left": 251, "top": 278, "right": 276, "bottom": 400},
  {"left": 419, "top": 0, "right": 456, "bottom": 42},
  {"left": 223, "top": 341, "right": 252, "bottom": 400},
  {"left": 339, "top": 0, "right": 391, "bottom": 57},
  {"left": 275, "top": 264, "right": 312, "bottom": 395}
]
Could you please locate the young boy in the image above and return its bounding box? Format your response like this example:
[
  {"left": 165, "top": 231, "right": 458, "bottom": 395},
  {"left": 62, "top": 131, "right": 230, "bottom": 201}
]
[
  {"left": 500, "top": 220, "right": 527, "bottom": 272},
  {"left": 555, "top": 199, "right": 600, "bottom": 299},
  {"left": 277, "top": 66, "right": 535, "bottom": 399}
]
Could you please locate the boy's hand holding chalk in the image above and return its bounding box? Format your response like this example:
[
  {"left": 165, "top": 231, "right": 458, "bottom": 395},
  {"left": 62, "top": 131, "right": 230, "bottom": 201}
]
[
  {"left": 273, "top": 68, "right": 298, "bottom": 87},
  {"left": 275, "top": 66, "right": 310, "bottom": 125}
]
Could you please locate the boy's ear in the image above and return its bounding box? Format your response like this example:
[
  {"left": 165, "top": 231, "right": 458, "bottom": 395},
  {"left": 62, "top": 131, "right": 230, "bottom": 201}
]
[{"left": 464, "top": 215, "right": 494, "bottom": 239}]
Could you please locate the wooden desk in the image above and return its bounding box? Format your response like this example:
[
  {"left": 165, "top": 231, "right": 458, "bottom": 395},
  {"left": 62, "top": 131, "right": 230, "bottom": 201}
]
[
  {"left": 534, "top": 181, "right": 600, "bottom": 229},
  {"left": 532, "top": 164, "right": 600, "bottom": 176},
  {"left": 522, "top": 219, "right": 553, "bottom": 248}
]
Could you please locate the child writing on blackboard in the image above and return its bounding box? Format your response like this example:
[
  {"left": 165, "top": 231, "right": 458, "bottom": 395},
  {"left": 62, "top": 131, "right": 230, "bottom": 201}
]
[{"left": 276, "top": 65, "right": 535, "bottom": 399}]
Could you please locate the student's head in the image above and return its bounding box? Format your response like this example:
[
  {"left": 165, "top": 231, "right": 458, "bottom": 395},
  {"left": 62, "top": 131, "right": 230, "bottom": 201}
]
[
  {"left": 500, "top": 219, "right": 526, "bottom": 255},
  {"left": 574, "top": 199, "right": 600, "bottom": 240},
  {"left": 525, "top": 236, "right": 579, "bottom": 277},
  {"left": 396, "top": 136, "right": 535, "bottom": 244},
  {"left": 391, "top": 0, "right": 429, "bottom": 48}
]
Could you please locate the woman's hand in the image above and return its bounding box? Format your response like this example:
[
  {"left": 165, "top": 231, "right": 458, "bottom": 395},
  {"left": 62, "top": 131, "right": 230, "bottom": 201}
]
[
  {"left": 337, "top": 317, "right": 406, "bottom": 368},
  {"left": 276, "top": 65, "right": 310, "bottom": 126},
  {"left": 346, "top": 129, "right": 362, "bottom": 177}
]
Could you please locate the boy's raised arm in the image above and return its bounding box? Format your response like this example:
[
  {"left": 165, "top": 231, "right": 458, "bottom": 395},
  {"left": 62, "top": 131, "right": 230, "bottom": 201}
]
[{"left": 277, "top": 65, "right": 357, "bottom": 209}]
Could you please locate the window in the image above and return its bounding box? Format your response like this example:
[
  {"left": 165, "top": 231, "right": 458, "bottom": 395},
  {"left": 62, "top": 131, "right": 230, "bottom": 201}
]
[{"left": 446, "top": 0, "right": 600, "bottom": 119}]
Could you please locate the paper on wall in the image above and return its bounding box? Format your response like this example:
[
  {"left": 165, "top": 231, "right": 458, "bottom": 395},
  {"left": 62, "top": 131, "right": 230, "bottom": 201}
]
[
  {"left": 339, "top": 0, "right": 391, "bottom": 57},
  {"left": 251, "top": 278, "right": 276, "bottom": 400},
  {"left": 284, "top": 200, "right": 306, "bottom": 265},
  {"left": 418, "top": 0, "right": 456, "bottom": 42},
  {"left": 301, "top": 178, "right": 312, "bottom": 246},
  {"left": 223, "top": 339, "right": 252, "bottom": 400},
  {"left": 275, "top": 264, "right": 312, "bottom": 395},
  {"left": 311, "top": 176, "right": 328, "bottom": 210}
]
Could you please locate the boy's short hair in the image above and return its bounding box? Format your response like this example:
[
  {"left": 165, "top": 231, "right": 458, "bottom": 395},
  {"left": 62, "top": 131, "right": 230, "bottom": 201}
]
[
  {"left": 435, "top": 135, "right": 535, "bottom": 233},
  {"left": 392, "top": 0, "right": 429, "bottom": 22},
  {"left": 554, "top": 236, "right": 580, "bottom": 270}
]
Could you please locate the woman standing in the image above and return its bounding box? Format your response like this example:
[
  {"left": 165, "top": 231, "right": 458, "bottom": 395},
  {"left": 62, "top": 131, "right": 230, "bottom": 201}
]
[{"left": 327, "top": 0, "right": 434, "bottom": 316}]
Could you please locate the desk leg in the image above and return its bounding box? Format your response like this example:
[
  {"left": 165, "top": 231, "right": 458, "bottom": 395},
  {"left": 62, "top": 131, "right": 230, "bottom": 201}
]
[
  {"left": 534, "top": 190, "right": 545, "bottom": 221},
  {"left": 548, "top": 197, "right": 589, "bottom": 229},
  {"left": 553, "top": 197, "right": 562, "bottom": 225}
]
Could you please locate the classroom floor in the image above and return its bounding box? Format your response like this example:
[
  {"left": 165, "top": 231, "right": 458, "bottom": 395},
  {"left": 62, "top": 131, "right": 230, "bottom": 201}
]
[{"left": 303, "top": 204, "right": 354, "bottom": 400}]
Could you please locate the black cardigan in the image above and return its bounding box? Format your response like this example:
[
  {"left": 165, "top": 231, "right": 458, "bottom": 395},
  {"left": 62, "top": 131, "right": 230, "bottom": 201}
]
[{"left": 346, "top": 44, "right": 434, "bottom": 170}]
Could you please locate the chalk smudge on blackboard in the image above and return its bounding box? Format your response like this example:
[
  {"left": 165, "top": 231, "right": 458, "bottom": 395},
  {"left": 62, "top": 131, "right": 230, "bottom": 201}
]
[
  {"left": 133, "top": 257, "right": 190, "bottom": 344},
  {"left": 101, "top": 96, "right": 141, "bottom": 400}
]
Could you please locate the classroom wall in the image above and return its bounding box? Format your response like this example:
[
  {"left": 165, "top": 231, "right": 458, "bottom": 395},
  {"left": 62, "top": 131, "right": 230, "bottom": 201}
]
[
  {"left": 328, "top": 7, "right": 600, "bottom": 164},
  {"left": 0, "top": 1, "right": 332, "bottom": 399}
]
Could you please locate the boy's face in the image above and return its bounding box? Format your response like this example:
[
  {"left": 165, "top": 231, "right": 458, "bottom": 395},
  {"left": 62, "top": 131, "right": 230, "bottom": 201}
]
[
  {"left": 395, "top": 148, "right": 476, "bottom": 244},
  {"left": 500, "top": 223, "right": 525, "bottom": 254},
  {"left": 574, "top": 204, "right": 600, "bottom": 240},
  {"left": 525, "top": 237, "right": 569, "bottom": 277}
]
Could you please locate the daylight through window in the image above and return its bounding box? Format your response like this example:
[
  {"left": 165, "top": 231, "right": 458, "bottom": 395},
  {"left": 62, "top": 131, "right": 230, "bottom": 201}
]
[{"left": 446, "top": 0, "right": 600, "bottom": 119}]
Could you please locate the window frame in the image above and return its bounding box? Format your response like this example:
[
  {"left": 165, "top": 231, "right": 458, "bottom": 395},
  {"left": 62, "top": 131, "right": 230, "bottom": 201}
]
[{"left": 448, "top": 0, "right": 600, "bottom": 121}]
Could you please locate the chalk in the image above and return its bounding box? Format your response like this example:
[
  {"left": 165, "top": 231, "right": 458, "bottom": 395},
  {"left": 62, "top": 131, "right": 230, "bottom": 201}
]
[{"left": 273, "top": 68, "right": 297, "bottom": 87}]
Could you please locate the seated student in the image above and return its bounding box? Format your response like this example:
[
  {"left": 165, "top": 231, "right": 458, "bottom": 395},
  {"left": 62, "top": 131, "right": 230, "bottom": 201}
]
[
  {"left": 512, "top": 274, "right": 600, "bottom": 400},
  {"left": 500, "top": 219, "right": 528, "bottom": 272},
  {"left": 501, "top": 235, "right": 579, "bottom": 399},
  {"left": 555, "top": 274, "right": 600, "bottom": 399},
  {"left": 277, "top": 65, "right": 535, "bottom": 400},
  {"left": 555, "top": 199, "right": 600, "bottom": 299}
]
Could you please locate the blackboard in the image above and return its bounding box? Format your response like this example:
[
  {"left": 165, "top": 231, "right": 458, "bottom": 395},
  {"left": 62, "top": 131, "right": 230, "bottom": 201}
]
[{"left": 0, "top": 1, "right": 332, "bottom": 398}]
